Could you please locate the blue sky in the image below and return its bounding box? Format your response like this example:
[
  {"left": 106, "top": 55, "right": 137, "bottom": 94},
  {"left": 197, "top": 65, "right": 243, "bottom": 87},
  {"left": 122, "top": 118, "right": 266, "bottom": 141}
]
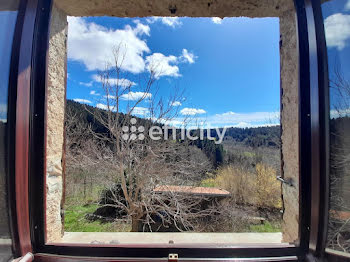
[
  {"left": 67, "top": 16, "right": 281, "bottom": 128},
  {"left": 0, "top": 11, "right": 17, "bottom": 122},
  {"left": 322, "top": 0, "right": 350, "bottom": 118},
  {"left": 2, "top": 2, "right": 350, "bottom": 126}
]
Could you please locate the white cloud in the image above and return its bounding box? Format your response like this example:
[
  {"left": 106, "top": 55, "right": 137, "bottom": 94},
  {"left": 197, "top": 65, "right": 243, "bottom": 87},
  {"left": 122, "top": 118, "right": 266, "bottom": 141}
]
[
  {"left": 345, "top": 0, "right": 350, "bottom": 10},
  {"left": 181, "top": 49, "right": 196, "bottom": 64},
  {"left": 171, "top": 101, "right": 182, "bottom": 106},
  {"left": 157, "top": 110, "right": 280, "bottom": 128},
  {"left": 147, "top": 17, "right": 182, "bottom": 28},
  {"left": 324, "top": 13, "right": 350, "bottom": 50},
  {"left": 233, "top": 122, "right": 252, "bottom": 128},
  {"left": 90, "top": 90, "right": 100, "bottom": 96},
  {"left": 207, "top": 111, "right": 280, "bottom": 127},
  {"left": 120, "top": 91, "right": 152, "bottom": 101},
  {"left": 180, "top": 108, "right": 206, "bottom": 115},
  {"left": 104, "top": 94, "right": 116, "bottom": 100},
  {"left": 79, "top": 81, "right": 93, "bottom": 87},
  {"left": 0, "top": 103, "right": 7, "bottom": 123},
  {"left": 96, "top": 103, "right": 107, "bottom": 110},
  {"left": 231, "top": 122, "right": 278, "bottom": 128},
  {"left": 133, "top": 21, "right": 151, "bottom": 36},
  {"left": 67, "top": 17, "right": 196, "bottom": 83},
  {"left": 160, "top": 17, "right": 182, "bottom": 27},
  {"left": 96, "top": 103, "right": 116, "bottom": 111},
  {"left": 0, "top": 103, "right": 6, "bottom": 113},
  {"left": 221, "top": 111, "right": 236, "bottom": 116},
  {"left": 169, "top": 110, "right": 279, "bottom": 128},
  {"left": 67, "top": 17, "right": 150, "bottom": 73},
  {"left": 146, "top": 49, "right": 197, "bottom": 78},
  {"left": 73, "top": 98, "right": 92, "bottom": 104},
  {"left": 211, "top": 17, "right": 222, "bottom": 24},
  {"left": 146, "top": 53, "right": 180, "bottom": 78},
  {"left": 330, "top": 108, "right": 350, "bottom": 118},
  {"left": 92, "top": 74, "right": 136, "bottom": 87},
  {"left": 130, "top": 106, "right": 150, "bottom": 116}
]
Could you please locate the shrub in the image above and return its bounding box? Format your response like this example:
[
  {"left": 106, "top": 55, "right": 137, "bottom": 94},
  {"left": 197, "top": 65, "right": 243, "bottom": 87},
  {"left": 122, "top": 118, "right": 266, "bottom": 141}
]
[
  {"left": 206, "top": 163, "right": 282, "bottom": 209},
  {"left": 214, "top": 165, "right": 256, "bottom": 205},
  {"left": 255, "top": 163, "right": 282, "bottom": 209}
]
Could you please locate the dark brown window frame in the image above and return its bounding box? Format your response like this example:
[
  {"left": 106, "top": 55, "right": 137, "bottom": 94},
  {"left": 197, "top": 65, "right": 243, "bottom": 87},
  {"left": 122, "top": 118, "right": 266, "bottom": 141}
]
[{"left": 5, "top": 0, "right": 340, "bottom": 260}]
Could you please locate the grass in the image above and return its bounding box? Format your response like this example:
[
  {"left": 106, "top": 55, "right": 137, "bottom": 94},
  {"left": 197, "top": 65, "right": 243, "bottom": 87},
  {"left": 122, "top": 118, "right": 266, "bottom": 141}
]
[
  {"left": 243, "top": 151, "right": 255, "bottom": 158},
  {"left": 64, "top": 185, "right": 104, "bottom": 206},
  {"left": 249, "top": 221, "right": 281, "bottom": 233},
  {"left": 64, "top": 203, "right": 281, "bottom": 233},
  {"left": 200, "top": 178, "right": 216, "bottom": 187},
  {"left": 64, "top": 204, "right": 131, "bottom": 232},
  {"left": 64, "top": 188, "right": 281, "bottom": 234}
]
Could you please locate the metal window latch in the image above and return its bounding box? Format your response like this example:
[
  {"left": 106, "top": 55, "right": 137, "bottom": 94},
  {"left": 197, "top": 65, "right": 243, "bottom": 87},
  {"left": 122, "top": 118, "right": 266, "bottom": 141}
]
[
  {"left": 168, "top": 253, "right": 178, "bottom": 262},
  {"left": 277, "top": 176, "right": 294, "bottom": 187}
]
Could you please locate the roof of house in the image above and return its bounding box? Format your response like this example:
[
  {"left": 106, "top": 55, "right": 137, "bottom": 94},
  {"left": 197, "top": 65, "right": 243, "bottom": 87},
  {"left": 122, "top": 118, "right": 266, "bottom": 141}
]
[
  {"left": 153, "top": 185, "right": 230, "bottom": 197},
  {"left": 330, "top": 210, "right": 350, "bottom": 221}
]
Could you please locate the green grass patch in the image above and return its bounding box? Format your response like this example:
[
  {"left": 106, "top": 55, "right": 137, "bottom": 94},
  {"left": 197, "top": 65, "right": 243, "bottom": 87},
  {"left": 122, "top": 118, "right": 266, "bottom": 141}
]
[
  {"left": 64, "top": 204, "right": 131, "bottom": 232},
  {"left": 243, "top": 151, "right": 255, "bottom": 158},
  {"left": 200, "top": 178, "right": 216, "bottom": 187},
  {"left": 249, "top": 221, "right": 281, "bottom": 233}
]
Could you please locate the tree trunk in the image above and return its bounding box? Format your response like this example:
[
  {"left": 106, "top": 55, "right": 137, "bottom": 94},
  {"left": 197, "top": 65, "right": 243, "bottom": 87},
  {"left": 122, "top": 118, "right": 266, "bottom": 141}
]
[
  {"left": 83, "top": 175, "right": 86, "bottom": 199},
  {"left": 131, "top": 216, "right": 140, "bottom": 232}
]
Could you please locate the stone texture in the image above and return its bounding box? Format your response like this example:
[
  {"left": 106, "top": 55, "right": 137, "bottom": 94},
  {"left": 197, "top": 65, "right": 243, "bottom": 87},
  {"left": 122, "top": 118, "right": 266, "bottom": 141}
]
[
  {"left": 54, "top": 0, "right": 294, "bottom": 18},
  {"left": 46, "top": 3, "right": 67, "bottom": 243},
  {"left": 279, "top": 9, "right": 299, "bottom": 244}
]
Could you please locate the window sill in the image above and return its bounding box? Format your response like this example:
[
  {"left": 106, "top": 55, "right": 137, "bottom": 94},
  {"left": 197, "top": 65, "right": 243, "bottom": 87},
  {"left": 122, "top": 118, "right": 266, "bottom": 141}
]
[{"left": 55, "top": 232, "right": 286, "bottom": 245}]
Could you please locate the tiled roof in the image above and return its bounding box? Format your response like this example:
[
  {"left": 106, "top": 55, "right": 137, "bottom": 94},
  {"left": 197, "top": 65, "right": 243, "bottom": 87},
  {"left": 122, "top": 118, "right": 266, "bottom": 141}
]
[
  {"left": 153, "top": 185, "right": 230, "bottom": 197},
  {"left": 330, "top": 210, "right": 350, "bottom": 221}
]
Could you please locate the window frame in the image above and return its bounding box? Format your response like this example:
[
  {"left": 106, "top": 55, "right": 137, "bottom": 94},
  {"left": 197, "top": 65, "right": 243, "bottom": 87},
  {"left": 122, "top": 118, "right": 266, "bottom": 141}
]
[{"left": 6, "top": 0, "right": 336, "bottom": 260}]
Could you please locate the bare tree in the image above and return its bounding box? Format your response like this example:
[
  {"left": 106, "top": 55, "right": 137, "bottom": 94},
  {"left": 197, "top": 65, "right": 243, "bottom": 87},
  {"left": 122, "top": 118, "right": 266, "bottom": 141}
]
[
  {"left": 327, "top": 60, "right": 350, "bottom": 252},
  {"left": 66, "top": 46, "right": 218, "bottom": 232},
  {"left": 65, "top": 107, "right": 114, "bottom": 202},
  {"left": 330, "top": 61, "right": 350, "bottom": 117}
]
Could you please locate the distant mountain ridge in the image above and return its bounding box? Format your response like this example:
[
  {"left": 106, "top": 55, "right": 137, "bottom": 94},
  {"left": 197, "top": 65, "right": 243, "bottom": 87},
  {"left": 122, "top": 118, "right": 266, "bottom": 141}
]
[{"left": 66, "top": 99, "right": 281, "bottom": 149}]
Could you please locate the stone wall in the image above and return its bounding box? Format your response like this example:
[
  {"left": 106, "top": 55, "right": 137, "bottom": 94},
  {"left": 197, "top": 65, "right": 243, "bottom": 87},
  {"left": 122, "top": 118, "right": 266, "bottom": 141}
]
[
  {"left": 279, "top": 9, "right": 299, "bottom": 244},
  {"left": 54, "top": 0, "right": 294, "bottom": 18},
  {"left": 46, "top": 0, "right": 299, "bottom": 243},
  {"left": 46, "top": 4, "right": 67, "bottom": 243}
]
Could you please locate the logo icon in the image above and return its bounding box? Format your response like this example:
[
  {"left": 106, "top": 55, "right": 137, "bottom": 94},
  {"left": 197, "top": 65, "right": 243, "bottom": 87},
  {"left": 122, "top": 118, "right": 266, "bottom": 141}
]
[{"left": 122, "top": 118, "right": 145, "bottom": 141}]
